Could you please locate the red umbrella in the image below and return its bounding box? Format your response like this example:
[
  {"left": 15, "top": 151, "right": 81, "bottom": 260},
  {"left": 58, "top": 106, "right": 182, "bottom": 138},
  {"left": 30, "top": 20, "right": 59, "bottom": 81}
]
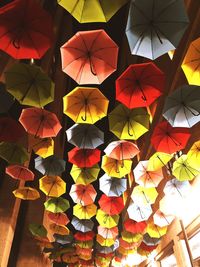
[
  {"left": 69, "top": 184, "right": 97, "bottom": 206},
  {"left": 98, "top": 194, "right": 124, "bottom": 215},
  {"left": 74, "top": 231, "right": 95, "bottom": 241},
  {"left": 68, "top": 148, "right": 101, "bottom": 168},
  {"left": 19, "top": 108, "right": 62, "bottom": 138},
  {"left": 116, "top": 63, "right": 165, "bottom": 108},
  {"left": 47, "top": 212, "right": 69, "bottom": 225},
  {"left": 5, "top": 164, "right": 34, "bottom": 181},
  {"left": 0, "top": 0, "right": 54, "bottom": 59},
  {"left": 139, "top": 242, "right": 158, "bottom": 252},
  {"left": 119, "top": 238, "right": 139, "bottom": 249},
  {"left": 151, "top": 121, "right": 191, "bottom": 154},
  {"left": 61, "top": 29, "right": 118, "bottom": 85},
  {"left": 124, "top": 219, "right": 147, "bottom": 234},
  {"left": 0, "top": 117, "right": 25, "bottom": 142}
]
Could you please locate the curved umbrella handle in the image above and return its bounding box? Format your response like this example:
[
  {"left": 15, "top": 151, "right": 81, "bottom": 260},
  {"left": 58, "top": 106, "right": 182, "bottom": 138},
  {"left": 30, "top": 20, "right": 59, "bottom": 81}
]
[
  {"left": 127, "top": 121, "right": 133, "bottom": 136},
  {"left": 13, "top": 39, "right": 20, "bottom": 49}
]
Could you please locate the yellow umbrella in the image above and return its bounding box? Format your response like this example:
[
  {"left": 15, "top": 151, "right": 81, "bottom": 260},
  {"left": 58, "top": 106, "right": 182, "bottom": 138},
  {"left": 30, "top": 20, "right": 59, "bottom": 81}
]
[
  {"left": 28, "top": 135, "right": 54, "bottom": 158},
  {"left": 96, "top": 234, "right": 115, "bottom": 247},
  {"left": 96, "top": 209, "right": 119, "bottom": 229},
  {"left": 13, "top": 187, "right": 40, "bottom": 200},
  {"left": 79, "top": 254, "right": 92, "bottom": 261},
  {"left": 49, "top": 223, "right": 70, "bottom": 235},
  {"left": 147, "top": 152, "right": 173, "bottom": 171},
  {"left": 182, "top": 37, "right": 200, "bottom": 86},
  {"left": 70, "top": 164, "right": 100, "bottom": 185},
  {"left": 118, "top": 246, "right": 136, "bottom": 256},
  {"left": 101, "top": 155, "right": 132, "bottom": 178},
  {"left": 39, "top": 175, "right": 66, "bottom": 197},
  {"left": 121, "top": 231, "right": 143, "bottom": 243},
  {"left": 131, "top": 185, "right": 158, "bottom": 205},
  {"left": 187, "top": 140, "right": 200, "bottom": 168},
  {"left": 76, "top": 240, "right": 93, "bottom": 249},
  {"left": 73, "top": 203, "right": 97, "bottom": 219},
  {"left": 63, "top": 87, "right": 109, "bottom": 124},
  {"left": 108, "top": 104, "right": 150, "bottom": 140},
  {"left": 146, "top": 222, "right": 167, "bottom": 238}
]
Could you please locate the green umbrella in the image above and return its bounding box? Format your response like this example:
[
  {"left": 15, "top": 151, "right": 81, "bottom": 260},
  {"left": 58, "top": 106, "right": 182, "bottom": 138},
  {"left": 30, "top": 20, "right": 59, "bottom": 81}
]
[
  {"left": 5, "top": 63, "right": 54, "bottom": 107},
  {"left": 0, "top": 142, "right": 28, "bottom": 164},
  {"left": 44, "top": 197, "right": 70, "bottom": 213},
  {"left": 29, "top": 223, "right": 47, "bottom": 238}
]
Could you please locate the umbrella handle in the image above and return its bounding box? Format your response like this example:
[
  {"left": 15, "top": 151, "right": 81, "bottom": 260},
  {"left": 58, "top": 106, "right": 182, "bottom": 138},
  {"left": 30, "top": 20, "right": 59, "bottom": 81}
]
[
  {"left": 127, "top": 121, "right": 133, "bottom": 136},
  {"left": 81, "top": 104, "right": 87, "bottom": 121},
  {"left": 13, "top": 39, "right": 20, "bottom": 49},
  {"left": 88, "top": 55, "right": 97, "bottom": 76}
]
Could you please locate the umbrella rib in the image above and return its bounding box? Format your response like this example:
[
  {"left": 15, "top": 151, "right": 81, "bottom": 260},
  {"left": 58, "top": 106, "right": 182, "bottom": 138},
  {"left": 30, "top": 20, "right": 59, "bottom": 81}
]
[{"left": 156, "top": 0, "right": 180, "bottom": 20}]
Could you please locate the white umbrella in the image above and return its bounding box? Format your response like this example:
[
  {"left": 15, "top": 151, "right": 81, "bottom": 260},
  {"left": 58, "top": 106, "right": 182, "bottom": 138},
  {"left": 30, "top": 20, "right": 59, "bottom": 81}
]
[
  {"left": 127, "top": 201, "right": 152, "bottom": 222},
  {"left": 99, "top": 174, "right": 127, "bottom": 197}
]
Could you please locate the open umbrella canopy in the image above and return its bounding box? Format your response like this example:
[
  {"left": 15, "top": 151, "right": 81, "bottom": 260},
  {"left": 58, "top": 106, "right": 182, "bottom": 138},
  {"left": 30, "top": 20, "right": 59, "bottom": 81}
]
[
  {"left": 96, "top": 235, "right": 115, "bottom": 247},
  {"left": 163, "top": 178, "right": 191, "bottom": 199},
  {"left": 5, "top": 63, "right": 54, "bottom": 107},
  {"left": 35, "top": 155, "right": 66, "bottom": 176},
  {"left": 66, "top": 124, "right": 104, "bottom": 149},
  {"left": 124, "top": 219, "right": 147, "bottom": 234},
  {"left": 96, "top": 209, "right": 119, "bottom": 229},
  {"left": 0, "top": 117, "right": 25, "bottom": 143},
  {"left": 74, "top": 231, "right": 95, "bottom": 242},
  {"left": 71, "top": 216, "right": 94, "bottom": 233},
  {"left": 139, "top": 242, "right": 158, "bottom": 252},
  {"left": 98, "top": 194, "right": 124, "bottom": 215},
  {"left": 47, "top": 212, "right": 69, "bottom": 226},
  {"left": 61, "top": 30, "right": 118, "bottom": 84},
  {"left": 6, "top": 164, "right": 34, "bottom": 181},
  {"left": 96, "top": 243, "right": 115, "bottom": 254},
  {"left": 19, "top": 107, "right": 62, "bottom": 138},
  {"left": 143, "top": 233, "right": 161, "bottom": 246},
  {"left": 29, "top": 223, "right": 47, "bottom": 238},
  {"left": 70, "top": 164, "right": 100, "bottom": 185},
  {"left": 39, "top": 175, "right": 66, "bottom": 197},
  {"left": 63, "top": 87, "right": 109, "bottom": 124},
  {"left": 0, "top": 83, "right": 14, "bottom": 113},
  {"left": 116, "top": 62, "right": 165, "bottom": 108},
  {"left": 99, "top": 174, "right": 127, "bottom": 197},
  {"left": 69, "top": 184, "right": 97, "bottom": 206},
  {"left": 146, "top": 222, "right": 167, "bottom": 238},
  {"left": 13, "top": 187, "right": 40, "bottom": 200},
  {"left": 127, "top": 201, "right": 153, "bottom": 222},
  {"left": 126, "top": 0, "right": 189, "bottom": 60},
  {"left": 187, "top": 140, "right": 200, "bottom": 168},
  {"left": 163, "top": 85, "right": 200, "bottom": 128},
  {"left": 44, "top": 197, "right": 70, "bottom": 213},
  {"left": 73, "top": 203, "right": 97, "bottom": 219},
  {"left": 153, "top": 209, "right": 175, "bottom": 228},
  {"left": 147, "top": 152, "right": 173, "bottom": 171},
  {"left": 0, "top": 142, "right": 28, "bottom": 164},
  {"left": 49, "top": 224, "right": 70, "bottom": 236},
  {"left": 97, "top": 226, "right": 118, "bottom": 239},
  {"left": 119, "top": 238, "right": 138, "bottom": 250},
  {"left": 109, "top": 104, "right": 150, "bottom": 140},
  {"left": 28, "top": 136, "right": 54, "bottom": 158},
  {"left": 121, "top": 231, "right": 143, "bottom": 243},
  {"left": 54, "top": 233, "right": 73, "bottom": 245},
  {"left": 0, "top": 0, "right": 54, "bottom": 59},
  {"left": 131, "top": 185, "right": 158, "bottom": 205}
]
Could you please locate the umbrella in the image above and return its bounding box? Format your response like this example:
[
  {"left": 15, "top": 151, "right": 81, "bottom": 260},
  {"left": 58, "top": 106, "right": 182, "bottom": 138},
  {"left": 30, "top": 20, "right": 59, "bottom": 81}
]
[
  {"left": 163, "top": 85, "right": 200, "bottom": 128},
  {"left": 28, "top": 136, "right": 54, "bottom": 158},
  {"left": 118, "top": 246, "right": 136, "bottom": 256},
  {"left": 96, "top": 244, "right": 115, "bottom": 254},
  {"left": 151, "top": 121, "right": 191, "bottom": 154},
  {"left": 5, "top": 63, "right": 54, "bottom": 107},
  {"left": 187, "top": 140, "right": 200, "bottom": 168},
  {"left": 139, "top": 242, "right": 158, "bottom": 252},
  {"left": 133, "top": 160, "right": 163, "bottom": 188},
  {"left": 182, "top": 37, "right": 200, "bottom": 86},
  {"left": 143, "top": 233, "right": 161, "bottom": 246},
  {"left": 49, "top": 224, "right": 70, "bottom": 236},
  {"left": 47, "top": 212, "right": 69, "bottom": 225},
  {"left": 70, "top": 164, "right": 100, "bottom": 185},
  {"left": 121, "top": 231, "right": 143, "bottom": 243},
  {"left": 96, "top": 235, "right": 115, "bottom": 247},
  {"left": 0, "top": 82, "right": 14, "bottom": 113},
  {"left": 54, "top": 234, "right": 73, "bottom": 245},
  {"left": 0, "top": 117, "right": 25, "bottom": 142},
  {"left": 35, "top": 155, "right": 66, "bottom": 176},
  {"left": 76, "top": 240, "right": 93, "bottom": 249},
  {"left": 19, "top": 108, "right": 62, "bottom": 138},
  {"left": 5, "top": 164, "right": 34, "bottom": 181},
  {"left": 13, "top": 187, "right": 40, "bottom": 200},
  {"left": 29, "top": 223, "right": 47, "bottom": 238},
  {"left": 131, "top": 185, "right": 158, "bottom": 205},
  {"left": 44, "top": 197, "right": 70, "bottom": 213},
  {"left": 63, "top": 87, "right": 109, "bottom": 124},
  {"left": 73, "top": 203, "right": 97, "bottom": 219},
  {"left": 71, "top": 216, "right": 94, "bottom": 233},
  {"left": 75, "top": 231, "right": 95, "bottom": 242},
  {"left": 96, "top": 209, "right": 119, "bottom": 229},
  {"left": 0, "top": 0, "right": 54, "bottom": 59},
  {"left": 61, "top": 30, "right": 118, "bottom": 84},
  {"left": 116, "top": 62, "right": 165, "bottom": 108},
  {"left": 69, "top": 184, "right": 97, "bottom": 206},
  {"left": 127, "top": 202, "right": 152, "bottom": 222},
  {"left": 76, "top": 247, "right": 93, "bottom": 257},
  {"left": 68, "top": 148, "right": 101, "bottom": 168},
  {"left": 0, "top": 142, "right": 28, "bottom": 164},
  {"left": 153, "top": 209, "right": 174, "bottom": 228},
  {"left": 126, "top": 0, "right": 189, "bottom": 60},
  {"left": 66, "top": 124, "right": 104, "bottom": 149},
  {"left": 172, "top": 154, "right": 200, "bottom": 181},
  {"left": 101, "top": 155, "right": 132, "bottom": 178},
  {"left": 124, "top": 219, "right": 147, "bottom": 234},
  {"left": 58, "top": 0, "right": 128, "bottom": 23},
  {"left": 97, "top": 226, "right": 118, "bottom": 239},
  {"left": 163, "top": 178, "right": 191, "bottom": 198},
  {"left": 99, "top": 174, "right": 127, "bottom": 197},
  {"left": 108, "top": 104, "right": 150, "bottom": 140},
  {"left": 147, "top": 152, "right": 173, "bottom": 171},
  {"left": 39, "top": 175, "right": 66, "bottom": 197},
  {"left": 146, "top": 222, "right": 167, "bottom": 238},
  {"left": 98, "top": 194, "right": 124, "bottom": 215}
]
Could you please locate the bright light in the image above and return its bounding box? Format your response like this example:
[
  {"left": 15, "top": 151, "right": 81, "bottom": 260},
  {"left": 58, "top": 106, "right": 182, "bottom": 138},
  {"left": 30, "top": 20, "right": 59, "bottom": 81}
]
[{"left": 122, "top": 253, "right": 146, "bottom": 266}]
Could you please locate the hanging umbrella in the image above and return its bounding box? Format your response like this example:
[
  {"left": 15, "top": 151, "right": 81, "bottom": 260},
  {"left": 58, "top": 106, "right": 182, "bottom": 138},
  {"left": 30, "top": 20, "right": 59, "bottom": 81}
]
[
  {"left": 74, "top": 231, "right": 95, "bottom": 242},
  {"left": 73, "top": 203, "right": 97, "bottom": 219},
  {"left": 99, "top": 174, "right": 127, "bottom": 197},
  {"left": 182, "top": 37, "right": 200, "bottom": 86},
  {"left": 116, "top": 62, "right": 165, "bottom": 108},
  {"left": 28, "top": 136, "right": 54, "bottom": 158},
  {"left": 76, "top": 240, "right": 93, "bottom": 249},
  {"left": 76, "top": 247, "right": 93, "bottom": 257},
  {"left": 0, "top": 0, "right": 54, "bottom": 59},
  {"left": 131, "top": 185, "right": 158, "bottom": 205},
  {"left": 109, "top": 104, "right": 150, "bottom": 140},
  {"left": 97, "top": 226, "right": 118, "bottom": 239},
  {"left": 146, "top": 222, "right": 167, "bottom": 238},
  {"left": 44, "top": 197, "right": 70, "bottom": 213},
  {"left": 54, "top": 233, "right": 73, "bottom": 245},
  {"left": 69, "top": 184, "right": 97, "bottom": 206},
  {"left": 70, "top": 164, "right": 100, "bottom": 185},
  {"left": 39, "top": 175, "right": 66, "bottom": 197},
  {"left": 118, "top": 246, "right": 136, "bottom": 256},
  {"left": 96, "top": 244, "right": 115, "bottom": 254},
  {"left": 163, "top": 178, "right": 191, "bottom": 198},
  {"left": 0, "top": 142, "right": 28, "bottom": 164},
  {"left": 187, "top": 140, "right": 200, "bottom": 168},
  {"left": 172, "top": 154, "right": 200, "bottom": 181},
  {"left": 163, "top": 85, "right": 200, "bottom": 128},
  {"left": 124, "top": 219, "right": 147, "bottom": 234},
  {"left": 96, "top": 235, "right": 115, "bottom": 247},
  {"left": 5, "top": 63, "right": 54, "bottom": 107},
  {"left": 119, "top": 238, "right": 138, "bottom": 250},
  {"left": 139, "top": 242, "right": 158, "bottom": 252},
  {"left": 96, "top": 209, "right": 119, "bottom": 229},
  {"left": 13, "top": 187, "right": 40, "bottom": 200},
  {"left": 98, "top": 194, "right": 124, "bottom": 215},
  {"left": 19, "top": 108, "right": 62, "bottom": 138},
  {"left": 71, "top": 216, "right": 94, "bottom": 233},
  {"left": 101, "top": 155, "right": 132, "bottom": 178},
  {"left": 153, "top": 209, "right": 174, "bottom": 228},
  {"left": 151, "top": 121, "right": 191, "bottom": 153},
  {"left": 49, "top": 224, "right": 70, "bottom": 236},
  {"left": 127, "top": 202, "right": 152, "bottom": 222},
  {"left": 63, "top": 87, "right": 109, "bottom": 124},
  {"left": 0, "top": 83, "right": 14, "bottom": 113},
  {"left": 143, "top": 233, "right": 161, "bottom": 246},
  {"left": 29, "top": 223, "right": 47, "bottom": 238},
  {"left": 68, "top": 147, "right": 101, "bottom": 168},
  {"left": 6, "top": 164, "right": 34, "bottom": 181},
  {"left": 35, "top": 155, "right": 66, "bottom": 176},
  {"left": 133, "top": 160, "right": 163, "bottom": 188},
  {"left": 66, "top": 124, "right": 104, "bottom": 149},
  {"left": 126, "top": 0, "right": 189, "bottom": 60},
  {"left": 0, "top": 117, "right": 25, "bottom": 142},
  {"left": 121, "top": 231, "right": 143, "bottom": 243},
  {"left": 147, "top": 152, "right": 173, "bottom": 171},
  {"left": 47, "top": 212, "right": 69, "bottom": 225},
  {"left": 61, "top": 30, "right": 118, "bottom": 84}
]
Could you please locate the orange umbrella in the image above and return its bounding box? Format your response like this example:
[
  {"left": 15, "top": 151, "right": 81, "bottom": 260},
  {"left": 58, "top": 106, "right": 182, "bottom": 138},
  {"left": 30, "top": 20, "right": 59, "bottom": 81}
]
[
  {"left": 69, "top": 184, "right": 97, "bottom": 206},
  {"left": 6, "top": 164, "right": 34, "bottom": 181},
  {"left": 76, "top": 247, "right": 92, "bottom": 257},
  {"left": 97, "top": 226, "right": 118, "bottom": 239},
  {"left": 74, "top": 231, "right": 95, "bottom": 241},
  {"left": 49, "top": 223, "right": 70, "bottom": 235},
  {"left": 47, "top": 212, "right": 69, "bottom": 225},
  {"left": 28, "top": 135, "right": 54, "bottom": 158},
  {"left": 98, "top": 194, "right": 124, "bottom": 215},
  {"left": 13, "top": 187, "right": 40, "bottom": 200}
]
